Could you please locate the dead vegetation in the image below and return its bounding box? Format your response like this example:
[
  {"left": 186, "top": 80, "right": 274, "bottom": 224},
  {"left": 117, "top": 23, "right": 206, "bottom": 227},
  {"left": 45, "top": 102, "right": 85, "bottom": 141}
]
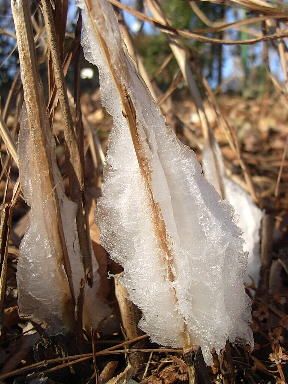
[{"left": 1, "top": 0, "right": 288, "bottom": 383}]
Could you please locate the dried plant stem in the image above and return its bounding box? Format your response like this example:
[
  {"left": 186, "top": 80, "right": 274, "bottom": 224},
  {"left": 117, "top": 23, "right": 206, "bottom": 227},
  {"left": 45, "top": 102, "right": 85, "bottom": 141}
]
[
  {"left": 66, "top": 88, "right": 106, "bottom": 169},
  {"left": 85, "top": 0, "right": 196, "bottom": 368},
  {"left": 109, "top": 0, "right": 288, "bottom": 45},
  {"left": 189, "top": 0, "right": 278, "bottom": 36},
  {"left": 259, "top": 214, "right": 274, "bottom": 291},
  {"left": 0, "top": 115, "right": 19, "bottom": 167},
  {"left": 99, "top": 361, "right": 118, "bottom": 383},
  {"left": 189, "top": 0, "right": 226, "bottom": 28},
  {"left": 118, "top": 12, "right": 173, "bottom": 115},
  {"left": 146, "top": 0, "right": 225, "bottom": 199},
  {"left": 222, "top": 0, "right": 288, "bottom": 16},
  {"left": 40, "top": 0, "right": 93, "bottom": 284},
  {"left": 114, "top": 274, "right": 141, "bottom": 341},
  {"left": 11, "top": 0, "right": 75, "bottom": 316},
  {"left": 117, "top": 11, "right": 157, "bottom": 102},
  {"left": 274, "top": 136, "right": 288, "bottom": 197},
  {"left": 145, "top": 4, "right": 248, "bottom": 379},
  {"left": 2, "top": 71, "right": 20, "bottom": 121},
  {"left": 0, "top": 204, "right": 11, "bottom": 327},
  {"left": 203, "top": 78, "right": 258, "bottom": 202},
  {"left": 0, "top": 92, "right": 23, "bottom": 182},
  {"left": 187, "top": 365, "right": 196, "bottom": 384},
  {"left": 114, "top": 274, "right": 143, "bottom": 377},
  {"left": 0, "top": 181, "right": 20, "bottom": 327},
  {"left": 0, "top": 334, "right": 150, "bottom": 381},
  {"left": 40, "top": 0, "right": 81, "bottom": 181},
  {"left": 157, "top": 70, "right": 182, "bottom": 106}
]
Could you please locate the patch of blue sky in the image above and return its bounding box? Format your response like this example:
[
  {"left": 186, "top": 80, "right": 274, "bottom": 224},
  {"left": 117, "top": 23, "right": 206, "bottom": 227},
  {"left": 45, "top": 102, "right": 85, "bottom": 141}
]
[
  {"left": 122, "top": 0, "right": 155, "bottom": 34},
  {"left": 68, "top": 0, "right": 155, "bottom": 34},
  {"left": 219, "top": 7, "right": 284, "bottom": 83},
  {"left": 62, "top": 1, "right": 286, "bottom": 85}
]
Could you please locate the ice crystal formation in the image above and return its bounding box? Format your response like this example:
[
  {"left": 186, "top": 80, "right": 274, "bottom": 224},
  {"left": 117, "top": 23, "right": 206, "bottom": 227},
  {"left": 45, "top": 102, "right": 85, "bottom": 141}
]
[
  {"left": 12, "top": 0, "right": 108, "bottom": 333},
  {"left": 78, "top": 0, "right": 253, "bottom": 364},
  {"left": 18, "top": 108, "right": 106, "bottom": 332},
  {"left": 203, "top": 143, "right": 263, "bottom": 286},
  {"left": 18, "top": 109, "right": 71, "bottom": 332}
]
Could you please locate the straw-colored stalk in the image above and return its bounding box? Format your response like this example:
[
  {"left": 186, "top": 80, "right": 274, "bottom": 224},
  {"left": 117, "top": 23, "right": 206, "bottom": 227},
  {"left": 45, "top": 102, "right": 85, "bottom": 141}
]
[
  {"left": 40, "top": 0, "right": 93, "bottom": 284},
  {"left": 11, "top": 0, "right": 75, "bottom": 324}
]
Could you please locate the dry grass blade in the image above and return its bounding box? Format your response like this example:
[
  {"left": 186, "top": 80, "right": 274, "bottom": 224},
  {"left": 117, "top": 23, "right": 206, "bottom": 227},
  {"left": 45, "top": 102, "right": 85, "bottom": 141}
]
[
  {"left": 274, "top": 136, "right": 288, "bottom": 197},
  {"left": 66, "top": 88, "right": 106, "bottom": 169},
  {"left": 0, "top": 115, "right": 19, "bottom": 167},
  {"left": 114, "top": 273, "right": 143, "bottom": 378},
  {"left": 109, "top": 0, "right": 288, "bottom": 45},
  {"left": 189, "top": 0, "right": 226, "bottom": 28},
  {"left": 146, "top": 0, "right": 225, "bottom": 198},
  {"left": 221, "top": 0, "right": 288, "bottom": 15},
  {"left": 117, "top": 10, "right": 158, "bottom": 102},
  {"left": 117, "top": 11, "right": 174, "bottom": 115},
  {"left": 0, "top": 178, "right": 20, "bottom": 328},
  {"left": 114, "top": 274, "right": 141, "bottom": 342},
  {"left": 40, "top": 0, "right": 93, "bottom": 285},
  {"left": 157, "top": 70, "right": 182, "bottom": 106},
  {"left": 202, "top": 78, "right": 258, "bottom": 202},
  {"left": 2, "top": 71, "right": 20, "bottom": 122},
  {"left": 0, "top": 204, "right": 11, "bottom": 328},
  {"left": 40, "top": 0, "right": 81, "bottom": 185}
]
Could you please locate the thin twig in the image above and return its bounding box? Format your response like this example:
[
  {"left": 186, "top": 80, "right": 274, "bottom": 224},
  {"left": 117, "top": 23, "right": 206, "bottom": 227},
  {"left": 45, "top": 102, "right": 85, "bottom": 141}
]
[
  {"left": 109, "top": 0, "right": 288, "bottom": 45},
  {"left": 0, "top": 335, "right": 150, "bottom": 381}
]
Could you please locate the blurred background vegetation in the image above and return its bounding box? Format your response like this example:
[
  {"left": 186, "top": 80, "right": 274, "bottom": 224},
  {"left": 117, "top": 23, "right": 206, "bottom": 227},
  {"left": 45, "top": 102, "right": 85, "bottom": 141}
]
[{"left": 0, "top": 0, "right": 278, "bottom": 102}]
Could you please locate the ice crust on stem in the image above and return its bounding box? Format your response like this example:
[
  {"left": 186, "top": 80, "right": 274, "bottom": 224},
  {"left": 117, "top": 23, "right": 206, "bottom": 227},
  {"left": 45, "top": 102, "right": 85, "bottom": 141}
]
[
  {"left": 18, "top": 106, "right": 106, "bottom": 332},
  {"left": 13, "top": 0, "right": 107, "bottom": 333},
  {"left": 78, "top": 0, "right": 253, "bottom": 364},
  {"left": 18, "top": 109, "right": 71, "bottom": 332},
  {"left": 203, "top": 143, "right": 263, "bottom": 287}
]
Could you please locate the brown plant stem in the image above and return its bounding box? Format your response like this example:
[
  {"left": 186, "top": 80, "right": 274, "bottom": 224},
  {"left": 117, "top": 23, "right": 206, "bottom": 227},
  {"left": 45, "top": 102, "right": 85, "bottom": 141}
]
[
  {"left": 40, "top": 0, "right": 93, "bottom": 286},
  {"left": 109, "top": 0, "right": 288, "bottom": 45},
  {"left": 11, "top": 0, "right": 75, "bottom": 324}
]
